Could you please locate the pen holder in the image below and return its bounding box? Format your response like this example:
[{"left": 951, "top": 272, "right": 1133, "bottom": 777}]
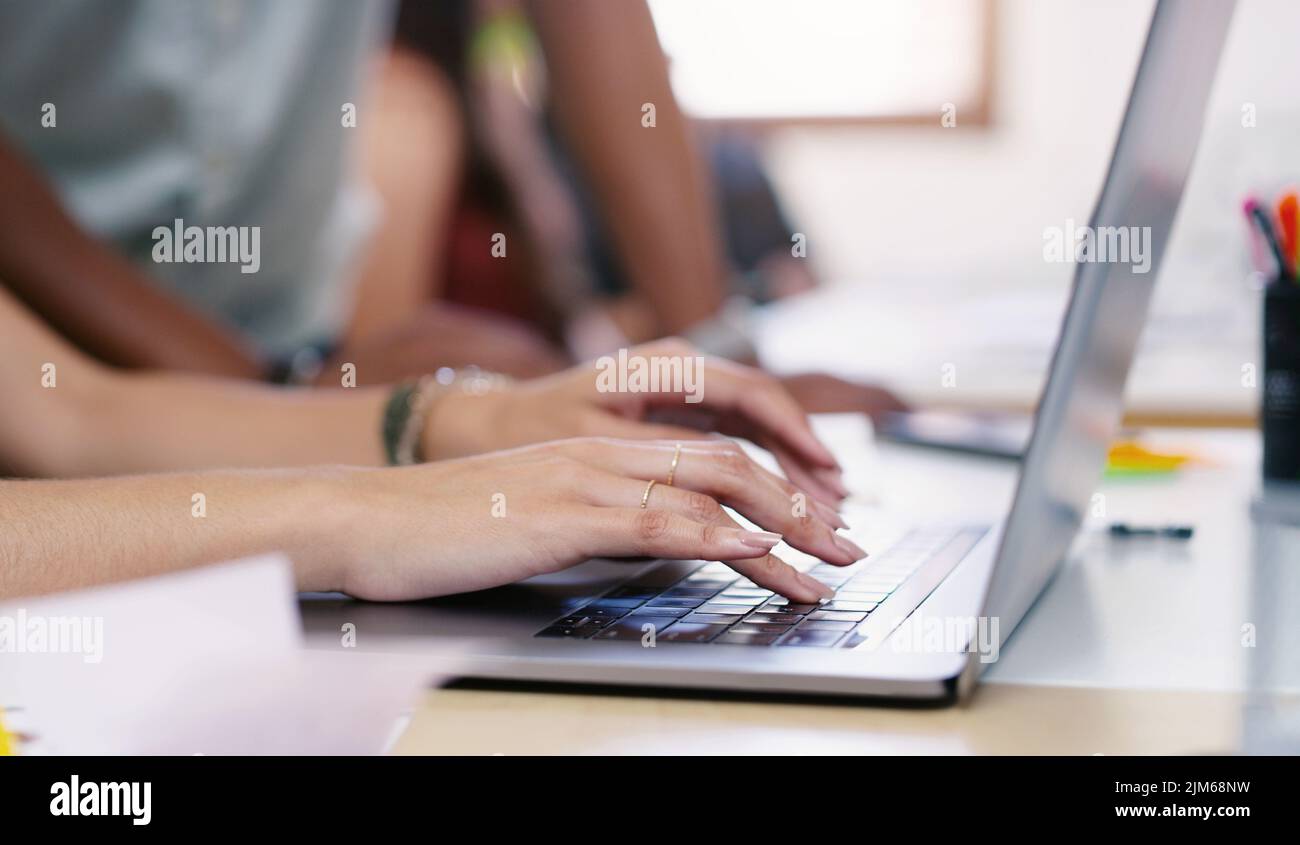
[{"left": 1262, "top": 280, "right": 1300, "bottom": 481}]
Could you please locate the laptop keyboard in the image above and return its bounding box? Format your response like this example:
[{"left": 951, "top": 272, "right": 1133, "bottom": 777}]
[{"left": 534, "top": 526, "right": 986, "bottom": 649}]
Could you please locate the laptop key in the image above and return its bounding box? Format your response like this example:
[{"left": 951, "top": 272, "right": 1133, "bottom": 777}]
[
  {"left": 842, "top": 579, "right": 900, "bottom": 590},
  {"left": 647, "top": 597, "right": 706, "bottom": 609},
  {"left": 730, "top": 622, "right": 794, "bottom": 634},
  {"left": 663, "top": 587, "right": 722, "bottom": 598},
  {"left": 629, "top": 604, "right": 690, "bottom": 617},
  {"left": 571, "top": 605, "right": 629, "bottom": 618},
  {"left": 808, "top": 610, "right": 868, "bottom": 622},
  {"left": 761, "top": 600, "right": 819, "bottom": 613},
  {"left": 695, "top": 603, "right": 752, "bottom": 615},
  {"left": 586, "top": 597, "right": 646, "bottom": 609},
  {"left": 798, "top": 620, "right": 856, "bottom": 632},
  {"left": 721, "top": 589, "right": 773, "bottom": 599},
  {"left": 713, "top": 595, "right": 767, "bottom": 606},
  {"left": 593, "top": 616, "right": 678, "bottom": 641},
  {"left": 716, "top": 631, "right": 782, "bottom": 646},
  {"left": 537, "top": 623, "right": 604, "bottom": 639},
  {"left": 555, "top": 615, "right": 614, "bottom": 628},
  {"left": 658, "top": 622, "right": 730, "bottom": 643},
  {"left": 834, "top": 593, "right": 885, "bottom": 606},
  {"left": 683, "top": 612, "right": 746, "bottom": 625},
  {"left": 748, "top": 612, "right": 804, "bottom": 624},
  {"left": 820, "top": 601, "right": 877, "bottom": 613},
  {"left": 779, "top": 629, "right": 846, "bottom": 647},
  {"left": 836, "top": 591, "right": 889, "bottom": 603},
  {"left": 605, "top": 586, "right": 662, "bottom": 599}
]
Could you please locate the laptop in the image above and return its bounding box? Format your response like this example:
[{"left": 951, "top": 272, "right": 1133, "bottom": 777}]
[{"left": 300, "top": 0, "right": 1235, "bottom": 703}]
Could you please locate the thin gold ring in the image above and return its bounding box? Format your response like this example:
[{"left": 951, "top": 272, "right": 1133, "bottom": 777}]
[
  {"left": 666, "top": 442, "right": 682, "bottom": 487},
  {"left": 639, "top": 479, "right": 658, "bottom": 509}
]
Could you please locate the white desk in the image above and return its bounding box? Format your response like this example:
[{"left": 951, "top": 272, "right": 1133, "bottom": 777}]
[{"left": 809, "top": 418, "right": 1280, "bottom": 694}]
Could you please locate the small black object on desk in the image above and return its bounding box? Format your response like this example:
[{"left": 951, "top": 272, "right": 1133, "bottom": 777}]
[{"left": 1108, "top": 523, "right": 1195, "bottom": 540}]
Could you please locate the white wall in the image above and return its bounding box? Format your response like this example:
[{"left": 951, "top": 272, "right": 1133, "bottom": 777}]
[
  {"left": 765, "top": 0, "right": 1299, "bottom": 294},
  {"left": 758, "top": 0, "right": 1300, "bottom": 411}
]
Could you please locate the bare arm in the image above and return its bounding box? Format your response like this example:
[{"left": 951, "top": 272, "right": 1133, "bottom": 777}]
[
  {"left": 1, "top": 439, "right": 852, "bottom": 604},
  {"left": 0, "top": 133, "right": 262, "bottom": 377},
  {"left": 0, "top": 285, "right": 385, "bottom": 477},
  {"left": 3, "top": 281, "right": 846, "bottom": 501},
  {"left": 346, "top": 49, "right": 465, "bottom": 345},
  {"left": 0, "top": 470, "right": 340, "bottom": 598},
  {"left": 527, "top": 0, "right": 729, "bottom": 335}
]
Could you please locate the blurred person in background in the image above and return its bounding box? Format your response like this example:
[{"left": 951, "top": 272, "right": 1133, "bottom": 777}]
[
  {"left": 360, "top": 0, "right": 907, "bottom": 416},
  {"left": 0, "top": 0, "right": 729, "bottom": 382},
  {"left": 0, "top": 0, "right": 903, "bottom": 411}
]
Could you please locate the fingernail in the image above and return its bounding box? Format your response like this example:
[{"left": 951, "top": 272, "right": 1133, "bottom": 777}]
[
  {"left": 739, "top": 530, "right": 782, "bottom": 550},
  {"left": 833, "top": 533, "right": 869, "bottom": 561},
  {"left": 814, "top": 501, "right": 849, "bottom": 530},
  {"left": 798, "top": 572, "right": 836, "bottom": 601},
  {"left": 807, "top": 435, "right": 839, "bottom": 467},
  {"left": 824, "top": 472, "right": 851, "bottom": 499}
]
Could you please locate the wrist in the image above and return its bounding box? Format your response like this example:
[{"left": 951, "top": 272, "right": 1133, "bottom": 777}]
[
  {"left": 420, "top": 380, "right": 514, "bottom": 461},
  {"left": 267, "top": 467, "right": 365, "bottom": 593}
]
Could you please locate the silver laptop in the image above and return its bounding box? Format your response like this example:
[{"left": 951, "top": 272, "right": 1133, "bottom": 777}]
[{"left": 301, "top": 0, "right": 1234, "bottom": 703}]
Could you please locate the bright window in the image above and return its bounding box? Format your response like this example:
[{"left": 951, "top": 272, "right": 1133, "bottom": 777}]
[{"left": 648, "top": 0, "right": 994, "bottom": 123}]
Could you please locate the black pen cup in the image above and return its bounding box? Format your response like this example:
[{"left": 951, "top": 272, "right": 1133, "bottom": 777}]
[{"left": 1262, "top": 279, "right": 1300, "bottom": 481}]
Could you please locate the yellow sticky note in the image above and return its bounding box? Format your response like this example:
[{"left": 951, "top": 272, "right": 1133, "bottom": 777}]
[
  {"left": 0, "top": 710, "right": 14, "bottom": 756},
  {"left": 1106, "top": 440, "right": 1194, "bottom": 474}
]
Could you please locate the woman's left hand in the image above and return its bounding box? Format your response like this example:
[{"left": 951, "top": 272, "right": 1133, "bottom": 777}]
[{"left": 424, "top": 339, "right": 849, "bottom": 508}]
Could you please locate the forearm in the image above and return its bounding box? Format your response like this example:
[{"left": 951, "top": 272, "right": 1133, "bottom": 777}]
[
  {"left": 0, "top": 285, "right": 389, "bottom": 476},
  {"left": 0, "top": 134, "right": 261, "bottom": 376},
  {"left": 529, "top": 0, "right": 728, "bottom": 333},
  {"left": 79, "top": 372, "right": 389, "bottom": 475},
  {"left": 0, "top": 469, "right": 348, "bottom": 599}
]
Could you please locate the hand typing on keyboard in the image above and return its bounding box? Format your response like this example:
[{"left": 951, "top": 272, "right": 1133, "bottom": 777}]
[{"left": 327, "top": 437, "right": 867, "bottom": 604}]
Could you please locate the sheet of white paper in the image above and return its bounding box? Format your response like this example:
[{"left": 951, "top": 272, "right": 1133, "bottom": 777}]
[{"left": 1, "top": 555, "right": 459, "bottom": 755}]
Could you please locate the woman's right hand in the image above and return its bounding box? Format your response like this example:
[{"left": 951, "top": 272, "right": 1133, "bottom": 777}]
[{"left": 319, "top": 437, "right": 867, "bottom": 604}]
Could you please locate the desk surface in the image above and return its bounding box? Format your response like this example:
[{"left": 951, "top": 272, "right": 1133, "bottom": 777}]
[
  {"left": 393, "top": 684, "right": 1240, "bottom": 755},
  {"left": 390, "top": 424, "right": 1298, "bottom": 755}
]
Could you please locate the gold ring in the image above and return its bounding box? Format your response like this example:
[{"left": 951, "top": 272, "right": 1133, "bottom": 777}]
[
  {"left": 639, "top": 479, "right": 658, "bottom": 509},
  {"left": 666, "top": 442, "right": 682, "bottom": 486}
]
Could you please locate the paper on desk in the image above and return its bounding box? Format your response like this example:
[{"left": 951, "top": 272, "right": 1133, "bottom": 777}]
[{"left": 0, "top": 555, "right": 459, "bottom": 755}]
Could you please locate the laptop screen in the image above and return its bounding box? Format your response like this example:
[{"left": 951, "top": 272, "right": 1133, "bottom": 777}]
[{"left": 970, "top": 0, "right": 1237, "bottom": 668}]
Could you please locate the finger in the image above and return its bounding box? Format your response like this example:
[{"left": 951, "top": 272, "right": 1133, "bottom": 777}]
[
  {"left": 724, "top": 550, "right": 836, "bottom": 604},
  {"left": 767, "top": 440, "right": 847, "bottom": 508},
  {"left": 589, "top": 344, "right": 839, "bottom": 471},
  {"left": 718, "top": 415, "right": 847, "bottom": 507},
  {"left": 813, "top": 498, "right": 850, "bottom": 531},
  {"left": 693, "top": 501, "right": 837, "bottom": 603},
  {"left": 582, "top": 413, "right": 711, "bottom": 444},
  {"left": 588, "top": 507, "right": 781, "bottom": 561},
  {"left": 587, "top": 507, "right": 834, "bottom": 603},
  {"left": 561, "top": 440, "right": 865, "bottom": 565},
  {"left": 686, "top": 358, "right": 837, "bottom": 470}
]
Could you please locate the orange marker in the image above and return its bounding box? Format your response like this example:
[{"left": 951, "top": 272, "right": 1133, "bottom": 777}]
[{"left": 1277, "top": 191, "right": 1298, "bottom": 278}]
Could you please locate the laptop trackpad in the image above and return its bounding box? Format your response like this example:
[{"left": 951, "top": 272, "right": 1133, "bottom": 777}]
[{"left": 298, "top": 558, "right": 698, "bottom": 644}]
